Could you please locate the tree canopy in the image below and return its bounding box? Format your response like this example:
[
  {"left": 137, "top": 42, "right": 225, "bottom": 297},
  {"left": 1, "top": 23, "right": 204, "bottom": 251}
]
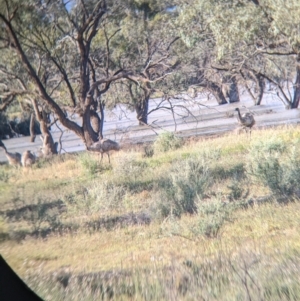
[{"left": 1, "top": 0, "right": 300, "bottom": 148}]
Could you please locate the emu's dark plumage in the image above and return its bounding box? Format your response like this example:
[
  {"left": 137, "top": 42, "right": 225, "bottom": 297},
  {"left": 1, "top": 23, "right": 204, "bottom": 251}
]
[{"left": 87, "top": 138, "right": 120, "bottom": 163}]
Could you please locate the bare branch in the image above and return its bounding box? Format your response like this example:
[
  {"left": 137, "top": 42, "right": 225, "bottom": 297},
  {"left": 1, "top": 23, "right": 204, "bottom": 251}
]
[
  {"left": 260, "top": 51, "right": 296, "bottom": 56},
  {"left": 0, "top": 95, "right": 15, "bottom": 111},
  {"left": 166, "top": 36, "right": 180, "bottom": 51}
]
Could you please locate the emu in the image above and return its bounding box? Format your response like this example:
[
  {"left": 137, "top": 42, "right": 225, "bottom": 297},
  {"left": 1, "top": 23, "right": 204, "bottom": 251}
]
[
  {"left": 235, "top": 108, "right": 255, "bottom": 137},
  {"left": 21, "top": 150, "right": 36, "bottom": 167},
  {"left": 87, "top": 138, "right": 120, "bottom": 163},
  {"left": 0, "top": 141, "right": 21, "bottom": 167}
]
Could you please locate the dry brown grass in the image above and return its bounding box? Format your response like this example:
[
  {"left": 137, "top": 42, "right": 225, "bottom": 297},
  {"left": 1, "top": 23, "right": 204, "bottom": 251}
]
[
  {"left": 1, "top": 124, "right": 300, "bottom": 300},
  {"left": 1, "top": 201, "right": 300, "bottom": 277}
]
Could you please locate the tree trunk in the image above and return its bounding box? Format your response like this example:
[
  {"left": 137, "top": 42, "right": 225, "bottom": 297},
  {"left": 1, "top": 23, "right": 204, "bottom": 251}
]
[
  {"left": 31, "top": 99, "right": 58, "bottom": 156},
  {"left": 291, "top": 55, "right": 300, "bottom": 109},
  {"left": 255, "top": 74, "right": 265, "bottom": 105},
  {"left": 39, "top": 110, "right": 58, "bottom": 156},
  {"left": 209, "top": 82, "right": 228, "bottom": 105},
  {"left": 90, "top": 110, "right": 101, "bottom": 136},
  {"left": 135, "top": 96, "right": 149, "bottom": 125},
  {"left": 82, "top": 106, "right": 99, "bottom": 147},
  {"left": 241, "top": 70, "right": 265, "bottom": 105},
  {"left": 227, "top": 77, "right": 240, "bottom": 103},
  {"left": 98, "top": 100, "right": 105, "bottom": 139},
  {"left": 29, "top": 113, "right": 36, "bottom": 142}
]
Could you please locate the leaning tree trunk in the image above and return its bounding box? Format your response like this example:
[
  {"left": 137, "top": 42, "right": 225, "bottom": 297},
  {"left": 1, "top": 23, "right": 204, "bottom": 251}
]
[
  {"left": 291, "top": 54, "right": 300, "bottom": 109},
  {"left": 208, "top": 82, "right": 228, "bottom": 105},
  {"left": 82, "top": 106, "right": 99, "bottom": 147},
  {"left": 90, "top": 109, "right": 105, "bottom": 140},
  {"left": 39, "top": 110, "right": 58, "bottom": 156},
  {"left": 254, "top": 74, "right": 265, "bottom": 106},
  {"left": 135, "top": 96, "right": 149, "bottom": 125},
  {"left": 31, "top": 99, "right": 58, "bottom": 156},
  {"left": 98, "top": 101, "right": 105, "bottom": 139},
  {"left": 29, "top": 113, "right": 36, "bottom": 142}
]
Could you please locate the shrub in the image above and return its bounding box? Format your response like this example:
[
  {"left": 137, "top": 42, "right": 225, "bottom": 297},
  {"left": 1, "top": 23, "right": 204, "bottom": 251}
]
[
  {"left": 156, "top": 157, "right": 211, "bottom": 218},
  {"left": 199, "top": 147, "right": 221, "bottom": 161},
  {"left": 142, "top": 145, "right": 154, "bottom": 158},
  {"left": 227, "top": 176, "right": 249, "bottom": 202},
  {"left": 192, "top": 199, "right": 235, "bottom": 238},
  {"left": 79, "top": 153, "right": 102, "bottom": 176},
  {"left": 247, "top": 140, "right": 300, "bottom": 197},
  {"left": 153, "top": 132, "right": 182, "bottom": 153},
  {"left": 0, "top": 169, "right": 9, "bottom": 183},
  {"left": 114, "top": 154, "right": 147, "bottom": 183},
  {"left": 250, "top": 137, "right": 287, "bottom": 154},
  {"left": 65, "top": 181, "right": 127, "bottom": 216},
  {"left": 88, "top": 180, "right": 127, "bottom": 212}
]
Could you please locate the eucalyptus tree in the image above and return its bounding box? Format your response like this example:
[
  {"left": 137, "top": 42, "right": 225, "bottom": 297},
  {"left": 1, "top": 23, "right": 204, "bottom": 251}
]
[
  {"left": 174, "top": 1, "right": 240, "bottom": 106},
  {"left": 103, "top": 0, "right": 181, "bottom": 125},
  {"left": 194, "top": 0, "right": 300, "bottom": 108},
  {"left": 252, "top": 0, "right": 300, "bottom": 108},
  {"left": 0, "top": 0, "right": 139, "bottom": 154}
]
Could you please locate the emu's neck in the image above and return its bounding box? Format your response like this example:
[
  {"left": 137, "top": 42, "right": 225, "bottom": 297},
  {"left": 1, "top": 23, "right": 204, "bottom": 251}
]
[{"left": 236, "top": 109, "right": 242, "bottom": 121}]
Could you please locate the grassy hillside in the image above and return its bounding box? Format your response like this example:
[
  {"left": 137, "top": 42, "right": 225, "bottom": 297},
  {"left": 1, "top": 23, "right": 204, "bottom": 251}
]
[{"left": 1, "top": 126, "right": 300, "bottom": 300}]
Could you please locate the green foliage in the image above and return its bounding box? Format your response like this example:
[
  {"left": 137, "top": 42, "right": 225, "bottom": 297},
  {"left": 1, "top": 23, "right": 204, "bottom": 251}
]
[
  {"left": 227, "top": 177, "right": 249, "bottom": 202},
  {"left": 247, "top": 140, "right": 300, "bottom": 197},
  {"left": 193, "top": 199, "right": 234, "bottom": 238},
  {"left": 79, "top": 153, "right": 102, "bottom": 176},
  {"left": 142, "top": 145, "right": 154, "bottom": 158},
  {"left": 250, "top": 137, "right": 287, "bottom": 154},
  {"left": 87, "top": 180, "right": 127, "bottom": 213},
  {"left": 114, "top": 154, "right": 148, "bottom": 183},
  {"left": 0, "top": 168, "right": 9, "bottom": 183},
  {"left": 156, "top": 157, "right": 211, "bottom": 218},
  {"left": 154, "top": 132, "right": 182, "bottom": 153},
  {"left": 65, "top": 181, "right": 127, "bottom": 216}
]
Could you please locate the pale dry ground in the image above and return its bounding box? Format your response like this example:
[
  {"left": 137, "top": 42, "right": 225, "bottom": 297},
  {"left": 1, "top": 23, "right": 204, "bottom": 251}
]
[{"left": 1, "top": 92, "right": 299, "bottom": 163}]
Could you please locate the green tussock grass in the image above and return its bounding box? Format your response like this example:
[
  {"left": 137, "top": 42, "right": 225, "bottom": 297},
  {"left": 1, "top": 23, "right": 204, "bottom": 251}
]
[{"left": 1, "top": 125, "right": 300, "bottom": 300}]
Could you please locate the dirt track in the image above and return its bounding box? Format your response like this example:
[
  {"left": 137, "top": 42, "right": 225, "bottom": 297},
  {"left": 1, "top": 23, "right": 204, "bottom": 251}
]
[{"left": 1, "top": 93, "right": 300, "bottom": 163}]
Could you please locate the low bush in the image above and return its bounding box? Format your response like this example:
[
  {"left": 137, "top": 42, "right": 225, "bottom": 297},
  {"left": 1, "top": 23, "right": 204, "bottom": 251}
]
[
  {"left": 153, "top": 132, "right": 182, "bottom": 153},
  {"left": 79, "top": 153, "right": 102, "bottom": 176},
  {"left": 142, "top": 145, "right": 154, "bottom": 158},
  {"left": 156, "top": 157, "right": 211, "bottom": 218},
  {"left": 0, "top": 169, "right": 9, "bottom": 183},
  {"left": 192, "top": 199, "right": 235, "bottom": 238},
  {"left": 114, "top": 154, "right": 147, "bottom": 183},
  {"left": 65, "top": 181, "right": 127, "bottom": 216},
  {"left": 247, "top": 141, "right": 300, "bottom": 197},
  {"left": 227, "top": 176, "right": 249, "bottom": 202}
]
